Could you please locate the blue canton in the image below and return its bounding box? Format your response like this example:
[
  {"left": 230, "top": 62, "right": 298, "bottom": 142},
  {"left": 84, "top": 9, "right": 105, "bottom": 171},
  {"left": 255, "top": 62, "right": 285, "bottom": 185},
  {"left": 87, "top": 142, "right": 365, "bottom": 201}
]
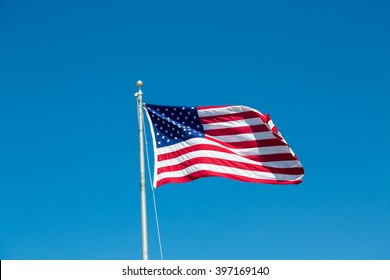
[{"left": 145, "top": 104, "right": 205, "bottom": 148}]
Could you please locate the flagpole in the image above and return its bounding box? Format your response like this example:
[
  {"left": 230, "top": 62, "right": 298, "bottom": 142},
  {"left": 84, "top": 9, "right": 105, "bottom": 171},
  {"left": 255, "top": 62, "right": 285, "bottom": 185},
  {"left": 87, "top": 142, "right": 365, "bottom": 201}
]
[{"left": 135, "top": 80, "right": 148, "bottom": 260}]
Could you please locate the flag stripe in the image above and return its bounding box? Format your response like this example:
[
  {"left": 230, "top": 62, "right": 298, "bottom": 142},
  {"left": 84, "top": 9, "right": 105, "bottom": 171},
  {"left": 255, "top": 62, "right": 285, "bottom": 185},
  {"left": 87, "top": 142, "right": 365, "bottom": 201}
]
[
  {"left": 198, "top": 105, "right": 266, "bottom": 119},
  {"left": 156, "top": 170, "right": 302, "bottom": 187},
  {"left": 205, "top": 124, "right": 270, "bottom": 136},
  {"left": 158, "top": 149, "right": 302, "bottom": 170},
  {"left": 157, "top": 142, "right": 295, "bottom": 164},
  {"left": 157, "top": 155, "right": 304, "bottom": 175},
  {"left": 200, "top": 110, "right": 265, "bottom": 125},
  {"left": 246, "top": 153, "right": 298, "bottom": 162},
  {"left": 197, "top": 105, "right": 231, "bottom": 111},
  {"left": 156, "top": 163, "right": 302, "bottom": 184},
  {"left": 157, "top": 137, "right": 291, "bottom": 160},
  {"left": 205, "top": 135, "right": 288, "bottom": 149},
  {"left": 202, "top": 118, "right": 265, "bottom": 131},
  {"left": 209, "top": 131, "right": 276, "bottom": 143}
]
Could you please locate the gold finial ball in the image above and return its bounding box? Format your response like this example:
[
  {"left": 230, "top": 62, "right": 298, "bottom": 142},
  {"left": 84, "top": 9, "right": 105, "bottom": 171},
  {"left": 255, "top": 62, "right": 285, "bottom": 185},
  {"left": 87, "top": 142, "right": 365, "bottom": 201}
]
[{"left": 137, "top": 80, "right": 143, "bottom": 87}]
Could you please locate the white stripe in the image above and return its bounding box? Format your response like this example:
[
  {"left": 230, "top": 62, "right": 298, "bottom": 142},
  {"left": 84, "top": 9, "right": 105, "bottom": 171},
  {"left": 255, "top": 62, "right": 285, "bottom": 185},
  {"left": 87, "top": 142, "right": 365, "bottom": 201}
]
[
  {"left": 198, "top": 105, "right": 266, "bottom": 118},
  {"left": 156, "top": 163, "right": 303, "bottom": 182},
  {"left": 157, "top": 150, "right": 302, "bottom": 169},
  {"left": 261, "top": 160, "right": 303, "bottom": 168},
  {"left": 210, "top": 131, "right": 275, "bottom": 143},
  {"left": 249, "top": 145, "right": 293, "bottom": 155},
  {"left": 202, "top": 118, "right": 265, "bottom": 130},
  {"left": 157, "top": 150, "right": 254, "bottom": 168},
  {"left": 157, "top": 137, "right": 293, "bottom": 156}
]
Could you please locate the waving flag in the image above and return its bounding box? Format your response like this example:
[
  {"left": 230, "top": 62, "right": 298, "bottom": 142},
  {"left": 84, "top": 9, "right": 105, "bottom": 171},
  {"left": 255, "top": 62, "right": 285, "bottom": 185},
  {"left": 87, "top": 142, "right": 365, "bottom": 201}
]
[{"left": 144, "top": 104, "right": 304, "bottom": 188}]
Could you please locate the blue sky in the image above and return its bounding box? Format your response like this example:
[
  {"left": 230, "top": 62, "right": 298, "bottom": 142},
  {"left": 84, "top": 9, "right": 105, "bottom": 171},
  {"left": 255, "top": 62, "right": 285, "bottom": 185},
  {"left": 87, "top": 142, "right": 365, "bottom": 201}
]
[{"left": 1, "top": 0, "right": 389, "bottom": 260}]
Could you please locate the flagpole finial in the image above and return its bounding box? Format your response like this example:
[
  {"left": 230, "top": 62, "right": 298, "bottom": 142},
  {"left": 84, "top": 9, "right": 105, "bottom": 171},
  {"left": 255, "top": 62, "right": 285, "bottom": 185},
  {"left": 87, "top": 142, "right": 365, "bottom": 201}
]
[{"left": 135, "top": 80, "right": 143, "bottom": 97}]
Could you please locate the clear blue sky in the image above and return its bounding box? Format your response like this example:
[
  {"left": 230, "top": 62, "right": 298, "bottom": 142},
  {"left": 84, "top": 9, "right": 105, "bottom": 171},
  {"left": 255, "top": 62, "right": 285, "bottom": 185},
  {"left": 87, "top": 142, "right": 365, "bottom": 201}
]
[{"left": 1, "top": 0, "right": 389, "bottom": 260}]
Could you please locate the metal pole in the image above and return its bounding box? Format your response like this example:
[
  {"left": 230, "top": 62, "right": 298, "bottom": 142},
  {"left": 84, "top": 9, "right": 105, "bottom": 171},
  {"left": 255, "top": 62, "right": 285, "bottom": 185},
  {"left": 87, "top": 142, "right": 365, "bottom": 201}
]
[{"left": 134, "top": 80, "right": 148, "bottom": 260}]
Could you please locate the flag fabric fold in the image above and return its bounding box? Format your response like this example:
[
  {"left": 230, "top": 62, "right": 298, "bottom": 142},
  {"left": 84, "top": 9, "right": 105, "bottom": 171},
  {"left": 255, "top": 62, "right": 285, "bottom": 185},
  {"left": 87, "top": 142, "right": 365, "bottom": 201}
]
[{"left": 144, "top": 104, "right": 304, "bottom": 188}]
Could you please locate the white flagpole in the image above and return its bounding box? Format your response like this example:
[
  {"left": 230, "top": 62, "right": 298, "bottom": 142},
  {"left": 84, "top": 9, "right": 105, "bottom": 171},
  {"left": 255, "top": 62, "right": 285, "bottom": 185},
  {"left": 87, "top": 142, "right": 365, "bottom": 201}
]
[{"left": 134, "top": 80, "right": 148, "bottom": 260}]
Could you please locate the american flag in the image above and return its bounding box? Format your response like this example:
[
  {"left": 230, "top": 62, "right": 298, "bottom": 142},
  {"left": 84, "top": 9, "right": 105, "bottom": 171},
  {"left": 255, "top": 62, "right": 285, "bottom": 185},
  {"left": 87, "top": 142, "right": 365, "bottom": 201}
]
[{"left": 144, "top": 104, "right": 304, "bottom": 188}]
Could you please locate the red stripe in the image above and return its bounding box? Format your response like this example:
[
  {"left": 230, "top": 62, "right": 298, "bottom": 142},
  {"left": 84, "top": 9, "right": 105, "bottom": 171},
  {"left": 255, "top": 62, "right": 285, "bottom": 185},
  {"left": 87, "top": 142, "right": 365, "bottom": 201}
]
[
  {"left": 204, "top": 124, "right": 269, "bottom": 136},
  {"left": 157, "top": 142, "right": 290, "bottom": 163},
  {"left": 200, "top": 110, "right": 267, "bottom": 124},
  {"left": 206, "top": 135, "right": 287, "bottom": 149},
  {"left": 158, "top": 143, "right": 223, "bottom": 161},
  {"left": 157, "top": 156, "right": 304, "bottom": 175},
  {"left": 156, "top": 170, "right": 302, "bottom": 187},
  {"left": 197, "top": 105, "right": 230, "bottom": 110},
  {"left": 246, "top": 153, "right": 298, "bottom": 162}
]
